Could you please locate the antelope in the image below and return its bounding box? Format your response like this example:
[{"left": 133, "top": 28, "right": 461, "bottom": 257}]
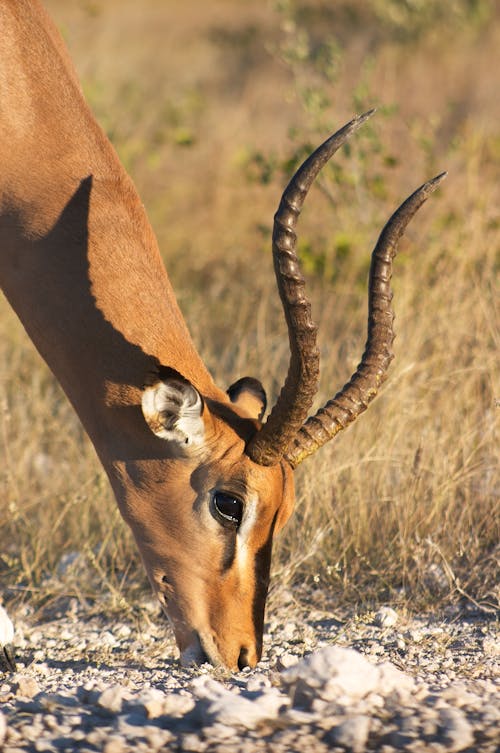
[{"left": 0, "top": 0, "right": 445, "bottom": 672}]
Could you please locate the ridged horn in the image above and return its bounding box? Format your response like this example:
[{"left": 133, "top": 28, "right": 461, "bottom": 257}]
[
  {"left": 246, "top": 111, "right": 375, "bottom": 466},
  {"left": 285, "top": 171, "right": 447, "bottom": 469}
]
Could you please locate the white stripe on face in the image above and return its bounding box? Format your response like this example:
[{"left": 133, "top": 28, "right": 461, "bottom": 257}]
[{"left": 235, "top": 491, "right": 258, "bottom": 573}]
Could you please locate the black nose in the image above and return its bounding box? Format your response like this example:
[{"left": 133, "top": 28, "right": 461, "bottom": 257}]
[{"left": 237, "top": 647, "right": 251, "bottom": 671}]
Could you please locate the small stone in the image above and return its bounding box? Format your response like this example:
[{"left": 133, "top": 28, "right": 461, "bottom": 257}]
[
  {"left": 404, "top": 629, "right": 424, "bottom": 644},
  {"left": 14, "top": 676, "right": 40, "bottom": 699},
  {"left": 281, "top": 622, "right": 298, "bottom": 641},
  {"left": 245, "top": 673, "right": 271, "bottom": 693},
  {"left": 86, "top": 729, "right": 108, "bottom": 747},
  {"left": 377, "top": 662, "right": 415, "bottom": 697},
  {"left": 482, "top": 636, "right": 500, "bottom": 656},
  {"left": 277, "top": 652, "right": 299, "bottom": 670},
  {"left": 282, "top": 646, "right": 379, "bottom": 706},
  {"left": 34, "top": 739, "right": 57, "bottom": 752},
  {"left": 136, "top": 687, "right": 165, "bottom": 718},
  {"left": 441, "top": 682, "right": 481, "bottom": 709},
  {"left": 103, "top": 736, "right": 128, "bottom": 753},
  {"left": 438, "top": 707, "right": 474, "bottom": 751},
  {"left": 192, "top": 676, "right": 287, "bottom": 729},
  {"left": 100, "top": 631, "right": 118, "bottom": 647},
  {"left": 116, "top": 624, "right": 132, "bottom": 639},
  {"left": 35, "top": 663, "right": 51, "bottom": 677},
  {"left": 326, "top": 715, "right": 371, "bottom": 753},
  {"left": 144, "top": 726, "right": 174, "bottom": 748},
  {"left": 421, "top": 717, "right": 438, "bottom": 738},
  {"left": 96, "top": 684, "right": 127, "bottom": 714},
  {"left": 21, "top": 719, "right": 43, "bottom": 742},
  {"left": 373, "top": 607, "right": 399, "bottom": 629},
  {"left": 42, "top": 713, "right": 58, "bottom": 730},
  {"left": 162, "top": 692, "right": 196, "bottom": 717},
  {"left": 396, "top": 637, "right": 406, "bottom": 651},
  {"left": 181, "top": 733, "right": 206, "bottom": 752}
]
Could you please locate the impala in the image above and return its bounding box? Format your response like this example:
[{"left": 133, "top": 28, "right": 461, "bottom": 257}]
[{"left": 0, "top": 0, "right": 444, "bottom": 671}]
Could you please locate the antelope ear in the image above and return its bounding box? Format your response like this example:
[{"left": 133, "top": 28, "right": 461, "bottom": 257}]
[
  {"left": 142, "top": 369, "right": 204, "bottom": 448},
  {"left": 227, "top": 377, "right": 267, "bottom": 421}
]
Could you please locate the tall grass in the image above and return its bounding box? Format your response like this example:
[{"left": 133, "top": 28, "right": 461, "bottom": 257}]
[{"left": 1, "top": 0, "right": 498, "bottom": 617}]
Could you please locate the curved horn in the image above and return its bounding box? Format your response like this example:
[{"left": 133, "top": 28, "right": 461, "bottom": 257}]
[
  {"left": 246, "top": 111, "right": 375, "bottom": 466},
  {"left": 285, "top": 171, "right": 447, "bottom": 469}
]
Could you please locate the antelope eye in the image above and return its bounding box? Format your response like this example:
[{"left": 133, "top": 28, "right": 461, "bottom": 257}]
[{"left": 212, "top": 492, "right": 243, "bottom": 529}]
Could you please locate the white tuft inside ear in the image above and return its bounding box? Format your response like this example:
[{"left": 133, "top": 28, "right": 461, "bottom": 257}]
[{"left": 142, "top": 377, "right": 205, "bottom": 449}]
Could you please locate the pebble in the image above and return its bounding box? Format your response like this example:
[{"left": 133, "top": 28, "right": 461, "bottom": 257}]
[
  {"left": 134, "top": 687, "right": 165, "bottom": 718},
  {"left": 192, "top": 675, "right": 288, "bottom": 728},
  {"left": 326, "top": 714, "right": 371, "bottom": 752},
  {"left": 0, "top": 598, "right": 498, "bottom": 752},
  {"left": 276, "top": 651, "right": 299, "bottom": 670},
  {"left": 482, "top": 636, "right": 500, "bottom": 656},
  {"left": 103, "top": 736, "right": 128, "bottom": 753},
  {"left": 97, "top": 684, "right": 128, "bottom": 714},
  {"left": 438, "top": 706, "right": 474, "bottom": 751},
  {"left": 282, "top": 646, "right": 380, "bottom": 705},
  {"left": 374, "top": 607, "right": 399, "bottom": 628},
  {"left": 13, "top": 676, "right": 40, "bottom": 699},
  {"left": 181, "top": 733, "right": 206, "bottom": 752}
]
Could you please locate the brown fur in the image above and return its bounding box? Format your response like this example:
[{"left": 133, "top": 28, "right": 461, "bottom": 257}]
[{"left": 0, "top": 0, "right": 295, "bottom": 669}]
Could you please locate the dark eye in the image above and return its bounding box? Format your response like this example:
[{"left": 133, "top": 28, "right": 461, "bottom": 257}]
[{"left": 213, "top": 492, "right": 243, "bottom": 529}]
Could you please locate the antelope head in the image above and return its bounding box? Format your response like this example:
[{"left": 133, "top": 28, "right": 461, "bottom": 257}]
[{"left": 121, "top": 112, "right": 444, "bottom": 670}]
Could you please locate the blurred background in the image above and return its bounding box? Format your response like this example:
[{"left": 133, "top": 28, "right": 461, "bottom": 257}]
[{"left": 1, "top": 0, "right": 498, "bottom": 619}]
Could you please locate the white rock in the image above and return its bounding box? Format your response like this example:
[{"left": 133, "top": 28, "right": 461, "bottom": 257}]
[
  {"left": 377, "top": 662, "right": 415, "bottom": 696},
  {"left": 100, "top": 631, "right": 118, "bottom": 647},
  {"left": 163, "top": 692, "right": 196, "bottom": 716},
  {"left": 181, "top": 733, "right": 206, "bottom": 752},
  {"left": 438, "top": 706, "right": 474, "bottom": 751},
  {"left": 277, "top": 652, "right": 299, "bottom": 670},
  {"left": 281, "top": 622, "right": 298, "bottom": 641},
  {"left": 97, "top": 684, "right": 128, "bottom": 714},
  {"left": 245, "top": 673, "right": 271, "bottom": 692},
  {"left": 102, "top": 736, "right": 128, "bottom": 753},
  {"left": 14, "top": 676, "right": 40, "bottom": 698},
  {"left": 116, "top": 625, "right": 132, "bottom": 639},
  {"left": 373, "top": 607, "right": 399, "bottom": 628},
  {"left": 282, "top": 646, "right": 380, "bottom": 702},
  {"left": 482, "top": 636, "right": 500, "bottom": 656},
  {"left": 326, "top": 715, "right": 371, "bottom": 753},
  {"left": 191, "top": 676, "right": 287, "bottom": 729},
  {"left": 136, "top": 687, "right": 166, "bottom": 718}
]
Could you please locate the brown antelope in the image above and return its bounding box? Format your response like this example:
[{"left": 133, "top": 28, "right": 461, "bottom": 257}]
[{"left": 0, "top": 0, "right": 444, "bottom": 672}]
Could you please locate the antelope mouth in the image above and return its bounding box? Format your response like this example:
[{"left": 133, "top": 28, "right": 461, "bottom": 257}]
[{"left": 179, "top": 630, "right": 224, "bottom": 668}]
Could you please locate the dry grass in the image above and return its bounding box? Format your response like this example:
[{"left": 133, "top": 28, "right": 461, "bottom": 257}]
[{"left": 1, "top": 0, "right": 498, "bottom": 617}]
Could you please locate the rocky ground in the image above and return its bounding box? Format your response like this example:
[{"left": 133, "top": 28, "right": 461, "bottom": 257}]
[{"left": 0, "top": 593, "right": 498, "bottom": 752}]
